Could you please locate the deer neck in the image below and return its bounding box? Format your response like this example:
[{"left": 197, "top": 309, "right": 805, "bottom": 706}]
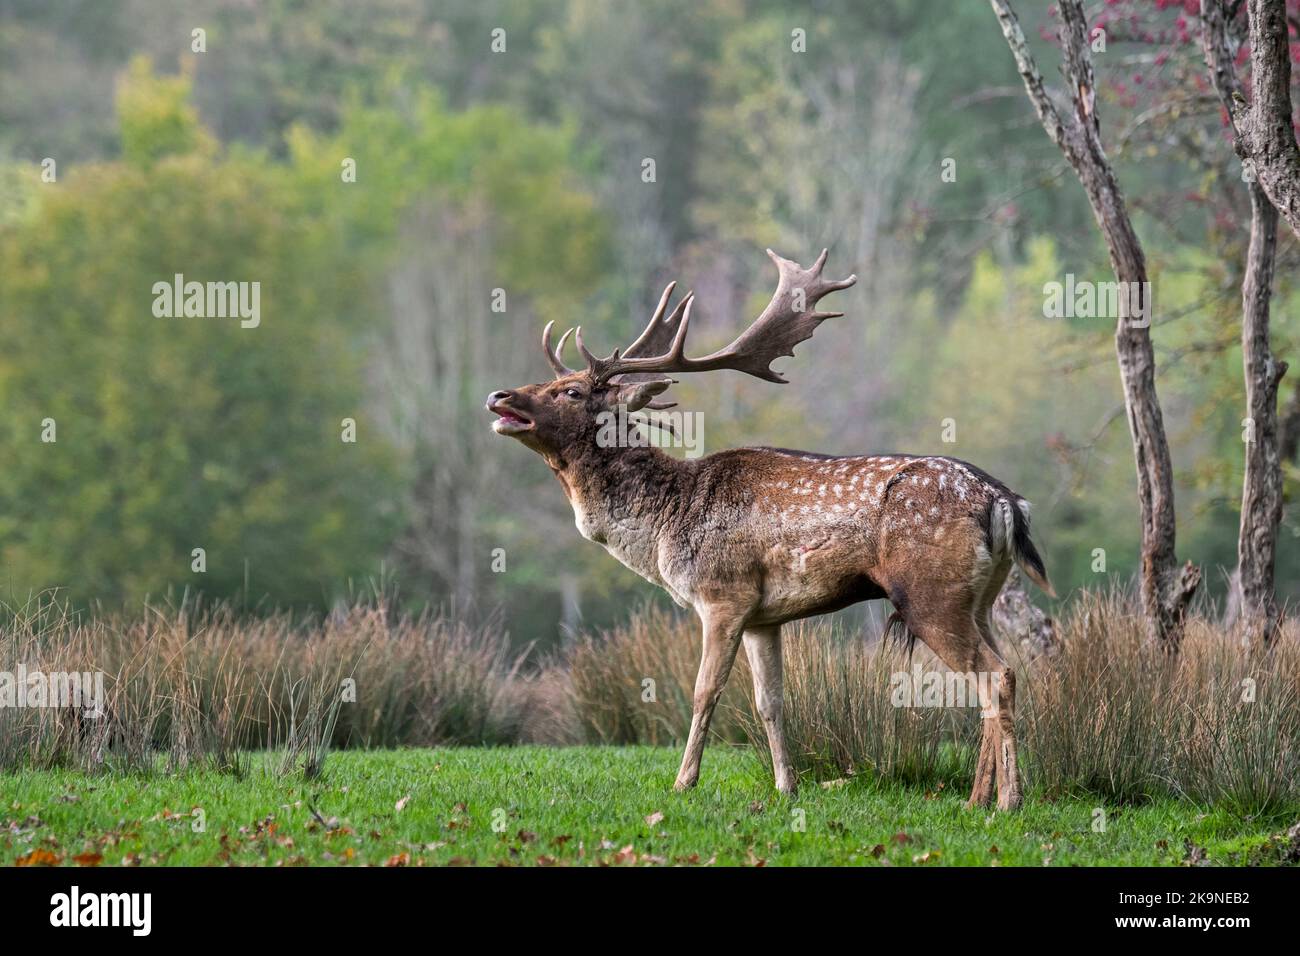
[{"left": 546, "top": 439, "right": 688, "bottom": 553}]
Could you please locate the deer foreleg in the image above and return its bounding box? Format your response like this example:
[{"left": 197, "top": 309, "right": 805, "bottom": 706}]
[
  {"left": 674, "top": 605, "right": 748, "bottom": 792},
  {"left": 743, "top": 625, "right": 797, "bottom": 795}
]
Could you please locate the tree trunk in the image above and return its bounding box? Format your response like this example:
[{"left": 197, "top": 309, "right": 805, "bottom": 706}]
[
  {"left": 1241, "top": 0, "right": 1300, "bottom": 239},
  {"left": 1235, "top": 182, "right": 1285, "bottom": 645},
  {"left": 1200, "top": 0, "right": 1289, "bottom": 646},
  {"left": 990, "top": 0, "right": 1200, "bottom": 647},
  {"left": 1203, "top": 0, "right": 1300, "bottom": 238}
]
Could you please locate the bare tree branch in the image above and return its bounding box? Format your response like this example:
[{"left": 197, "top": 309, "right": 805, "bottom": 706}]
[{"left": 990, "top": 0, "right": 1201, "bottom": 647}]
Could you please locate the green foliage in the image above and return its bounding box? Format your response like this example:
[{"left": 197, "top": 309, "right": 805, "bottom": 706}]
[
  {"left": 116, "top": 57, "right": 214, "bottom": 167},
  {"left": 285, "top": 88, "right": 610, "bottom": 320},
  {"left": 0, "top": 63, "right": 399, "bottom": 606},
  {"left": 0, "top": 0, "right": 1295, "bottom": 622}
]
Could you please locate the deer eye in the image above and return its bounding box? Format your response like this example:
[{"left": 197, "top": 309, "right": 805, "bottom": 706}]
[{"left": 563, "top": 388, "right": 584, "bottom": 400}]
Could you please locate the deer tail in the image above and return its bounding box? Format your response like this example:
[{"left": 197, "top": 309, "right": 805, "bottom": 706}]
[{"left": 991, "top": 497, "right": 1056, "bottom": 598}]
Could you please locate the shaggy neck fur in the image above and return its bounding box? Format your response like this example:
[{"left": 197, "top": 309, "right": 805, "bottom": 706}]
[{"left": 543, "top": 435, "right": 693, "bottom": 547}]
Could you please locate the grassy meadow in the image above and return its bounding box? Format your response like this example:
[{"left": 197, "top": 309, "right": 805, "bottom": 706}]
[
  {"left": 2, "top": 590, "right": 1299, "bottom": 866},
  {"left": 7, "top": 747, "right": 1297, "bottom": 867}
]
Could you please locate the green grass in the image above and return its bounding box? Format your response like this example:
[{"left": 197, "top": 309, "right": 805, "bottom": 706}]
[{"left": 3, "top": 747, "right": 1294, "bottom": 866}]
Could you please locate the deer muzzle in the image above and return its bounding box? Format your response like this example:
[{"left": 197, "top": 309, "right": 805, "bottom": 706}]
[{"left": 486, "top": 391, "right": 533, "bottom": 435}]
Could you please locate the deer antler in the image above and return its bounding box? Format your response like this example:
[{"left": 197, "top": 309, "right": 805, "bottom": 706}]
[
  {"left": 564, "top": 249, "right": 856, "bottom": 386},
  {"left": 541, "top": 321, "right": 576, "bottom": 377}
]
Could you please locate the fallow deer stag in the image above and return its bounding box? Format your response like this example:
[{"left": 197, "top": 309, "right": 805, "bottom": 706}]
[{"left": 486, "top": 249, "right": 1053, "bottom": 810}]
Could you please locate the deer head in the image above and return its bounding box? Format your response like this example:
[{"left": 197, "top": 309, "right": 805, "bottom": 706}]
[{"left": 485, "top": 249, "right": 857, "bottom": 459}]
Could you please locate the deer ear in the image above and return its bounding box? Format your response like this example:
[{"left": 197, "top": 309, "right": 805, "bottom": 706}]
[{"left": 612, "top": 378, "right": 674, "bottom": 412}]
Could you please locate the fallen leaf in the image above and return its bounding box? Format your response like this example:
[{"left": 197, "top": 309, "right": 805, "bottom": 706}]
[
  {"left": 644, "top": 811, "right": 664, "bottom": 826},
  {"left": 15, "top": 848, "right": 61, "bottom": 867},
  {"left": 611, "top": 844, "right": 637, "bottom": 864},
  {"left": 72, "top": 852, "right": 103, "bottom": 867},
  {"left": 395, "top": 795, "right": 411, "bottom": 812},
  {"left": 385, "top": 853, "right": 410, "bottom": 867}
]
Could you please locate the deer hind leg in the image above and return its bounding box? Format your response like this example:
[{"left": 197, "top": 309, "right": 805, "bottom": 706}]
[
  {"left": 743, "top": 625, "right": 797, "bottom": 795},
  {"left": 674, "top": 603, "right": 748, "bottom": 792},
  {"left": 967, "top": 709, "right": 998, "bottom": 809},
  {"left": 991, "top": 657, "right": 1021, "bottom": 810},
  {"left": 905, "top": 590, "right": 1021, "bottom": 809},
  {"left": 968, "top": 557, "right": 1012, "bottom": 809}
]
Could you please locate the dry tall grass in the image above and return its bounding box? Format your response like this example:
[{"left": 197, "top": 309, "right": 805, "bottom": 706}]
[
  {"left": 0, "top": 596, "right": 532, "bottom": 774},
  {"left": 1019, "top": 591, "right": 1300, "bottom": 813},
  {"left": 2, "top": 590, "right": 1297, "bottom": 814},
  {"left": 551, "top": 591, "right": 1300, "bottom": 813}
]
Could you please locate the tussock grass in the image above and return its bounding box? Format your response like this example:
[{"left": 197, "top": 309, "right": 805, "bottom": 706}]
[
  {"left": 2, "top": 589, "right": 1297, "bottom": 815},
  {"left": 556, "top": 590, "right": 1300, "bottom": 814},
  {"left": 1020, "top": 590, "right": 1300, "bottom": 814},
  {"left": 0, "top": 595, "right": 529, "bottom": 774}
]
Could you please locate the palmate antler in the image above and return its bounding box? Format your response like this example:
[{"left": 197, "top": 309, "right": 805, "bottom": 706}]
[{"left": 541, "top": 249, "right": 857, "bottom": 394}]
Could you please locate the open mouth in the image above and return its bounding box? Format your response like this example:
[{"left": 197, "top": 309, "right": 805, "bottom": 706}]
[{"left": 487, "top": 401, "right": 534, "bottom": 435}]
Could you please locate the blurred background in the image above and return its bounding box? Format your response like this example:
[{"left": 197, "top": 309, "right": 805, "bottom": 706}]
[{"left": 0, "top": 0, "right": 1296, "bottom": 650}]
